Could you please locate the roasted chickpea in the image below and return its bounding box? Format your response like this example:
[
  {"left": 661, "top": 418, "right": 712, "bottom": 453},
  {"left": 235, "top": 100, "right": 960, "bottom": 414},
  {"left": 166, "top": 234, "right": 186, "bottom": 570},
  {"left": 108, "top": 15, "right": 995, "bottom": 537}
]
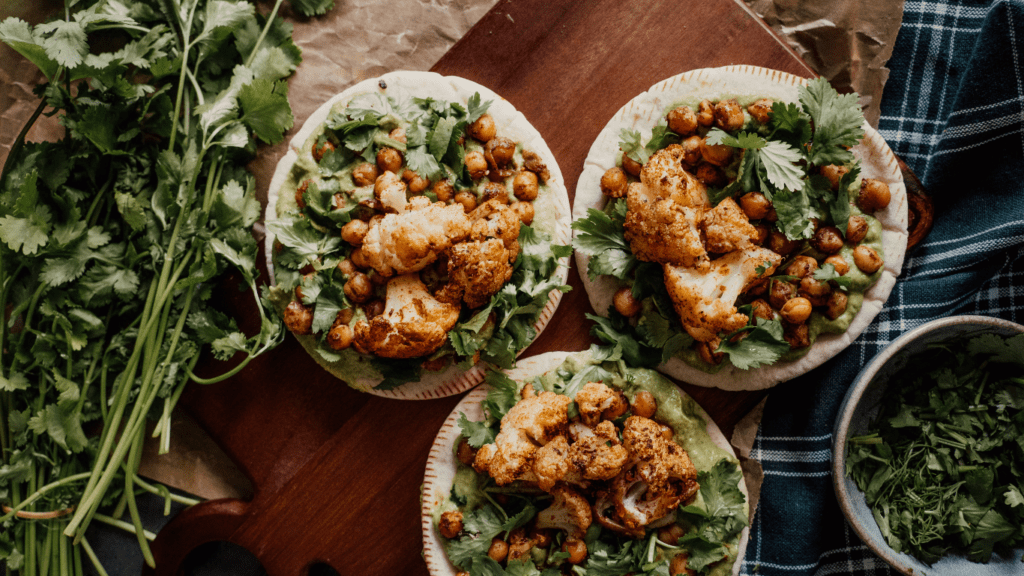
[
  {"left": 454, "top": 191, "right": 478, "bottom": 213},
  {"left": 699, "top": 137, "right": 734, "bottom": 166},
  {"left": 631, "top": 390, "right": 657, "bottom": 419},
  {"left": 344, "top": 272, "right": 373, "bottom": 303},
  {"left": 621, "top": 151, "right": 642, "bottom": 176},
  {"left": 766, "top": 208, "right": 778, "bottom": 222},
  {"left": 812, "top": 226, "right": 844, "bottom": 254},
  {"left": 769, "top": 279, "right": 796, "bottom": 310},
  {"left": 697, "top": 100, "right": 714, "bottom": 127},
  {"left": 432, "top": 179, "right": 455, "bottom": 202},
  {"left": 467, "top": 113, "right": 496, "bottom": 142},
  {"left": 337, "top": 259, "right": 357, "bottom": 277},
  {"left": 456, "top": 438, "right": 477, "bottom": 466},
  {"left": 739, "top": 191, "right": 771, "bottom": 220},
  {"left": 784, "top": 322, "right": 811, "bottom": 348},
  {"left": 714, "top": 99, "right": 745, "bottom": 131},
  {"left": 312, "top": 139, "right": 334, "bottom": 162},
  {"left": 695, "top": 163, "right": 726, "bottom": 187},
  {"left": 853, "top": 245, "right": 883, "bottom": 274},
  {"left": 768, "top": 230, "right": 799, "bottom": 255},
  {"left": 351, "top": 162, "right": 379, "bottom": 187},
  {"left": 484, "top": 137, "right": 516, "bottom": 170},
  {"left": 341, "top": 219, "right": 368, "bottom": 246},
  {"left": 364, "top": 298, "right": 385, "bottom": 319},
  {"left": 680, "top": 135, "right": 702, "bottom": 166},
  {"left": 481, "top": 182, "right": 509, "bottom": 204},
  {"left": 750, "top": 298, "right": 774, "bottom": 321},
  {"left": 385, "top": 126, "right": 406, "bottom": 144},
  {"left": 746, "top": 277, "right": 769, "bottom": 295},
  {"left": 349, "top": 247, "right": 370, "bottom": 270},
  {"left": 507, "top": 528, "right": 533, "bottom": 562},
  {"left": 294, "top": 180, "right": 310, "bottom": 209},
  {"left": 563, "top": 540, "right": 587, "bottom": 565},
  {"left": 667, "top": 105, "right": 698, "bottom": 136},
  {"left": 376, "top": 147, "right": 403, "bottom": 173},
  {"left": 487, "top": 538, "right": 509, "bottom": 562},
  {"left": 660, "top": 424, "right": 675, "bottom": 440},
  {"left": 696, "top": 340, "right": 724, "bottom": 366},
  {"left": 602, "top": 392, "right": 629, "bottom": 421},
  {"left": 465, "top": 151, "right": 488, "bottom": 180},
  {"left": 820, "top": 164, "right": 849, "bottom": 191},
  {"left": 528, "top": 527, "right": 552, "bottom": 548},
  {"left": 658, "top": 524, "right": 685, "bottom": 546},
  {"left": 336, "top": 308, "right": 354, "bottom": 325},
  {"left": 367, "top": 269, "right": 388, "bottom": 287},
  {"left": 825, "top": 290, "right": 849, "bottom": 321},
  {"left": 846, "top": 215, "right": 869, "bottom": 243},
  {"left": 512, "top": 201, "right": 534, "bottom": 225},
  {"left": 283, "top": 300, "right": 313, "bottom": 335},
  {"left": 858, "top": 178, "right": 891, "bottom": 212},
  {"left": 799, "top": 277, "right": 832, "bottom": 307},
  {"left": 600, "top": 166, "right": 628, "bottom": 198},
  {"left": 437, "top": 510, "right": 463, "bottom": 539},
  {"left": 613, "top": 286, "right": 641, "bottom": 317},
  {"left": 752, "top": 224, "right": 769, "bottom": 245},
  {"left": 401, "top": 169, "right": 430, "bottom": 194},
  {"left": 780, "top": 297, "right": 812, "bottom": 324},
  {"left": 824, "top": 254, "right": 850, "bottom": 276},
  {"left": 670, "top": 553, "right": 696, "bottom": 576},
  {"left": 747, "top": 98, "right": 774, "bottom": 124},
  {"left": 513, "top": 170, "right": 540, "bottom": 201}
]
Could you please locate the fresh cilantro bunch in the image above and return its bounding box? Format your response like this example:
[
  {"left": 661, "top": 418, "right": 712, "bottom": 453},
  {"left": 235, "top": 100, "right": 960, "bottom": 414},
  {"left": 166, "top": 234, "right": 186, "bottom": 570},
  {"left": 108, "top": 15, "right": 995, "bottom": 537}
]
[
  {"left": 0, "top": 0, "right": 329, "bottom": 573},
  {"left": 847, "top": 333, "right": 1024, "bottom": 564}
]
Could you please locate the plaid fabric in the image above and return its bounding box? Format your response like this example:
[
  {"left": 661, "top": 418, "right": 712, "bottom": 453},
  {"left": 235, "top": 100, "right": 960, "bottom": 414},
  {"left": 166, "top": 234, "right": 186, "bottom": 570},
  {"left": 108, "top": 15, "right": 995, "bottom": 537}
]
[{"left": 742, "top": 1, "right": 1024, "bottom": 574}]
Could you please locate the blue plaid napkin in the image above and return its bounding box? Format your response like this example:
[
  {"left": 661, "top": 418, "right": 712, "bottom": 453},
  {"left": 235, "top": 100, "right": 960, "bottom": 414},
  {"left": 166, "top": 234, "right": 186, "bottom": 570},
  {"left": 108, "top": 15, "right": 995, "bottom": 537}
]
[{"left": 742, "top": 1, "right": 1024, "bottom": 574}]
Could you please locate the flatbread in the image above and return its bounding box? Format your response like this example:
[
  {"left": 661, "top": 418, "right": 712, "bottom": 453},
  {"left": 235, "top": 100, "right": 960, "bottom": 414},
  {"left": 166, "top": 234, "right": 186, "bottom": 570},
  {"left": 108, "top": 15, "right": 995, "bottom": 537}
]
[
  {"left": 420, "top": 351, "right": 750, "bottom": 576},
  {"left": 573, "top": 65, "right": 908, "bottom": 391},
  {"left": 265, "top": 71, "right": 572, "bottom": 399}
]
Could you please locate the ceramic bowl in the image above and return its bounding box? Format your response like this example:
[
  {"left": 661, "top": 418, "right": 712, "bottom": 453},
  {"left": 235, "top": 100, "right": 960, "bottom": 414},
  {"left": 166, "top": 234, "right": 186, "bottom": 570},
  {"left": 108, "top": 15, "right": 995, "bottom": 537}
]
[{"left": 832, "top": 315, "right": 1024, "bottom": 575}]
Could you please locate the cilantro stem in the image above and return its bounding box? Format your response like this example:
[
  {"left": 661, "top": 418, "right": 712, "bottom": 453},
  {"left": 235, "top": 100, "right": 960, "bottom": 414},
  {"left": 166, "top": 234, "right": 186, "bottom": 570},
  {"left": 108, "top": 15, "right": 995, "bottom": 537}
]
[
  {"left": 245, "top": 0, "right": 286, "bottom": 68},
  {"left": 167, "top": 1, "right": 198, "bottom": 152},
  {"left": 131, "top": 474, "right": 200, "bottom": 507},
  {"left": 0, "top": 472, "right": 91, "bottom": 524},
  {"left": 0, "top": 83, "right": 50, "bottom": 188},
  {"left": 79, "top": 536, "right": 110, "bottom": 576},
  {"left": 124, "top": 426, "right": 156, "bottom": 567},
  {"left": 92, "top": 512, "right": 157, "bottom": 541}
]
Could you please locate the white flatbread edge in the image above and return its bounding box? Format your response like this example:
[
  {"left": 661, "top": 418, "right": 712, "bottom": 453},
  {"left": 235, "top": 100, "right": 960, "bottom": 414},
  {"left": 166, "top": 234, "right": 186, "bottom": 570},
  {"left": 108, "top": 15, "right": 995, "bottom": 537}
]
[
  {"left": 573, "top": 65, "right": 909, "bottom": 392},
  {"left": 264, "top": 71, "right": 572, "bottom": 400},
  {"left": 420, "top": 350, "right": 750, "bottom": 576}
]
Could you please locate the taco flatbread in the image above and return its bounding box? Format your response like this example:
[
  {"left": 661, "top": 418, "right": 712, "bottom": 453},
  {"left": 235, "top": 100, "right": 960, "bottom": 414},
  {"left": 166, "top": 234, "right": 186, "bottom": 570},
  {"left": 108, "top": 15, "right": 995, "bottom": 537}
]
[
  {"left": 265, "top": 71, "right": 571, "bottom": 398},
  {"left": 573, "top": 66, "right": 908, "bottom": 391},
  {"left": 421, "top": 351, "right": 750, "bottom": 576}
]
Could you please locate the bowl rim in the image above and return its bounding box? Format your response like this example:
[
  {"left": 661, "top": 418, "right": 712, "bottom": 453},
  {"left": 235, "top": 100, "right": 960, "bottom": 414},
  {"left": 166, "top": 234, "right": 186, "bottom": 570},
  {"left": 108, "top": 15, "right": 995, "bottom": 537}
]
[{"left": 831, "top": 314, "right": 1024, "bottom": 574}]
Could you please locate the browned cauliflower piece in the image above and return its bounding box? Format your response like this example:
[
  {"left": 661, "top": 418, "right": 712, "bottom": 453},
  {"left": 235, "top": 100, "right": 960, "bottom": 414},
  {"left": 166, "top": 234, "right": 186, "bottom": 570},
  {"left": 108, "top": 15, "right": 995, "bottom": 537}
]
[
  {"left": 575, "top": 382, "right": 622, "bottom": 426},
  {"left": 361, "top": 200, "right": 470, "bottom": 276},
  {"left": 351, "top": 274, "right": 460, "bottom": 358},
  {"left": 533, "top": 435, "right": 570, "bottom": 491},
  {"left": 468, "top": 199, "right": 521, "bottom": 250},
  {"left": 663, "top": 244, "right": 782, "bottom": 342},
  {"left": 565, "top": 421, "right": 630, "bottom": 482},
  {"left": 702, "top": 197, "right": 757, "bottom": 254},
  {"left": 473, "top": 391, "right": 571, "bottom": 485},
  {"left": 535, "top": 486, "right": 592, "bottom": 540},
  {"left": 621, "top": 416, "right": 698, "bottom": 493},
  {"left": 374, "top": 170, "right": 407, "bottom": 213},
  {"left": 435, "top": 238, "right": 514, "bottom": 309},
  {"left": 623, "top": 145, "right": 711, "bottom": 270}
]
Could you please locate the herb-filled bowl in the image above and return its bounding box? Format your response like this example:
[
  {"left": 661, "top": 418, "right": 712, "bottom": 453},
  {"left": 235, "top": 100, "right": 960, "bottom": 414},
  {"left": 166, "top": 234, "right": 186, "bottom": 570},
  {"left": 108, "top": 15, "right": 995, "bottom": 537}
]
[{"left": 832, "top": 315, "right": 1024, "bottom": 575}]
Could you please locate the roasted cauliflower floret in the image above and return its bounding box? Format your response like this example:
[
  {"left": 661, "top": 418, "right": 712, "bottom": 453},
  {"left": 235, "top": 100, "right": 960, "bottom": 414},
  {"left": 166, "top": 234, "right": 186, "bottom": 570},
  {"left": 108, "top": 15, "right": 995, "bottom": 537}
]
[
  {"left": 435, "top": 238, "right": 515, "bottom": 309},
  {"left": 374, "top": 170, "right": 408, "bottom": 213},
  {"left": 663, "top": 245, "right": 782, "bottom": 342},
  {"left": 575, "top": 382, "right": 624, "bottom": 426},
  {"left": 640, "top": 144, "right": 710, "bottom": 209},
  {"left": 351, "top": 274, "right": 460, "bottom": 358},
  {"left": 361, "top": 200, "right": 470, "bottom": 276},
  {"left": 535, "top": 486, "right": 592, "bottom": 540},
  {"left": 473, "top": 391, "right": 571, "bottom": 485},
  {"left": 701, "top": 197, "right": 757, "bottom": 254},
  {"left": 565, "top": 421, "right": 630, "bottom": 482},
  {"left": 469, "top": 199, "right": 521, "bottom": 250},
  {"left": 624, "top": 182, "right": 707, "bottom": 270},
  {"left": 621, "top": 416, "right": 698, "bottom": 493},
  {"left": 534, "top": 435, "right": 571, "bottom": 491}
]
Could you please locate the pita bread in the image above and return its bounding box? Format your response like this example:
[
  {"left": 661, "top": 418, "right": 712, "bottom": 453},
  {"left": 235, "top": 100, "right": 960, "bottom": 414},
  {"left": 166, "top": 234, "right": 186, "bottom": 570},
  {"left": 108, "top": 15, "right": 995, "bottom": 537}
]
[
  {"left": 265, "top": 71, "right": 572, "bottom": 399},
  {"left": 420, "top": 351, "right": 750, "bottom": 576},
  {"left": 573, "top": 66, "right": 908, "bottom": 391}
]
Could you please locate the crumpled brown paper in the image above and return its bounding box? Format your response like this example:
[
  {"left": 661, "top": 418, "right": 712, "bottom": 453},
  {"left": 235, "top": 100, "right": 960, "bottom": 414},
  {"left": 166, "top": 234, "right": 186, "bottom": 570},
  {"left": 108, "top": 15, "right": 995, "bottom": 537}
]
[{"left": 741, "top": 0, "right": 906, "bottom": 127}]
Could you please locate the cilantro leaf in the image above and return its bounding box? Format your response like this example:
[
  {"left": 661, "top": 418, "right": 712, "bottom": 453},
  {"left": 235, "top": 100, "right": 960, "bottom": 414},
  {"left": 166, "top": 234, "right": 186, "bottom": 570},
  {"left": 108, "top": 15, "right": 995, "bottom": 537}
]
[
  {"left": 458, "top": 413, "right": 496, "bottom": 448},
  {"left": 0, "top": 18, "right": 59, "bottom": 80},
  {"left": 572, "top": 202, "right": 637, "bottom": 280},
  {"left": 801, "top": 77, "right": 865, "bottom": 166},
  {"left": 812, "top": 263, "right": 853, "bottom": 291},
  {"left": 238, "top": 78, "right": 294, "bottom": 144},
  {"left": 588, "top": 312, "right": 663, "bottom": 368},
  {"left": 288, "top": 0, "right": 336, "bottom": 17},
  {"left": 716, "top": 318, "right": 790, "bottom": 370},
  {"left": 678, "top": 460, "right": 748, "bottom": 571},
  {"left": 619, "top": 128, "right": 646, "bottom": 164},
  {"left": 466, "top": 92, "right": 491, "bottom": 124}
]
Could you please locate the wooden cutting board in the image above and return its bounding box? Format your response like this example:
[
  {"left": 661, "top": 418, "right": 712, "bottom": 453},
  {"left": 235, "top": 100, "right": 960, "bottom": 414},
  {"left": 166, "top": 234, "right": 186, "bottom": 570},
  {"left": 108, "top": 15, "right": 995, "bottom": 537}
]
[{"left": 148, "top": 1, "right": 814, "bottom": 574}]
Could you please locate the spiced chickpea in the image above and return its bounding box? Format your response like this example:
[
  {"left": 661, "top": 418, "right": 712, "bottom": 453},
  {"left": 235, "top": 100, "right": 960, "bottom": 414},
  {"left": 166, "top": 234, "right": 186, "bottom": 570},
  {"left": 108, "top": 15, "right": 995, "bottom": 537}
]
[
  {"left": 465, "top": 151, "right": 488, "bottom": 180},
  {"left": 613, "top": 286, "right": 642, "bottom": 317},
  {"left": 857, "top": 179, "right": 891, "bottom": 213},
  {"left": 343, "top": 272, "right": 373, "bottom": 303},
  {"left": 341, "top": 219, "right": 368, "bottom": 246},
  {"left": 507, "top": 528, "right": 533, "bottom": 561},
  {"left": 376, "top": 147, "right": 403, "bottom": 173},
  {"left": 621, "top": 151, "right": 642, "bottom": 176},
  {"left": 387, "top": 126, "right": 406, "bottom": 144},
  {"left": 658, "top": 524, "right": 685, "bottom": 546},
  {"left": 312, "top": 139, "right": 334, "bottom": 162},
  {"left": 752, "top": 224, "right": 769, "bottom": 246},
  {"left": 529, "top": 527, "right": 552, "bottom": 548},
  {"left": 454, "top": 191, "right": 478, "bottom": 213},
  {"left": 513, "top": 170, "right": 540, "bottom": 201},
  {"left": 781, "top": 297, "right": 813, "bottom": 324},
  {"left": 283, "top": 300, "right": 313, "bottom": 335},
  {"left": 699, "top": 138, "right": 734, "bottom": 166},
  {"left": 352, "top": 163, "right": 379, "bottom": 187},
  {"left": 747, "top": 277, "right": 769, "bottom": 295},
  {"left": 846, "top": 215, "right": 869, "bottom": 243},
  {"left": 602, "top": 392, "right": 629, "bottom": 420},
  {"left": 766, "top": 208, "right": 778, "bottom": 222},
  {"left": 631, "top": 390, "right": 657, "bottom": 419},
  {"left": 786, "top": 255, "right": 818, "bottom": 278},
  {"left": 824, "top": 255, "right": 850, "bottom": 276},
  {"left": 482, "top": 182, "right": 509, "bottom": 204},
  {"left": 467, "top": 113, "right": 496, "bottom": 142},
  {"left": 456, "top": 438, "right": 477, "bottom": 466},
  {"left": 784, "top": 322, "right": 811, "bottom": 348},
  {"left": 820, "top": 164, "right": 849, "bottom": 191},
  {"left": 696, "top": 340, "right": 724, "bottom": 366},
  {"left": 337, "top": 259, "right": 357, "bottom": 277},
  {"left": 513, "top": 201, "right": 534, "bottom": 225},
  {"left": 294, "top": 179, "right": 310, "bottom": 209},
  {"left": 768, "top": 230, "right": 800, "bottom": 255},
  {"left": 367, "top": 269, "right": 388, "bottom": 286},
  {"left": 853, "top": 245, "right": 883, "bottom": 274},
  {"left": 750, "top": 298, "right": 774, "bottom": 321},
  {"left": 697, "top": 100, "right": 715, "bottom": 127},
  {"left": 364, "top": 298, "right": 385, "bottom": 319},
  {"left": 670, "top": 553, "right": 696, "bottom": 576},
  {"left": 739, "top": 192, "right": 772, "bottom": 220},
  {"left": 680, "top": 135, "right": 702, "bottom": 166},
  {"left": 747, "top": 98, "right": 774, "bottom": 124},
  {"left": 769, "top": 279, "right": 796, "bottom": 309},
  {"left": 337, "top": 308, "right": 354, "bottom": 325},
  {"left": 438, "top": 510, "right": 463, "bottom": 539},
  {"left": 695, "top": 163, "right": 726, "bottom": 187},
  {"left": 600, "top": 166, "right": 628, "bottom": 198},
  {"left": 349, "top": 247, "right": 370, "bottom": 270},
  {"left": 402, "top": 169, "right": 430, "bottom": 194},
  {"left": 812, "top": 226, "right": 844, "bottom": 254},
  {"left": 432, "top": 179, "right": 455, "bottom": 202},
  {"left": 563, "top": 540, "right": 587, "bottom": 565},
  {"left": 487, "top": 538, "right": 509, "bottom": 562},
  {"left": 484, "top": 137, "right": 516, "bottom": 170},
  {"left": 799, "top": 277, "right": 832, "bottom": 307},
  {"left": 825, "top": 290, "right": 849, "bottom": 321},
  {"left": 667, "top": 105, "right": 698, "bottom": 136},
  {"left": 714, "top": 99, "right": 745, "bottom": 131}
]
